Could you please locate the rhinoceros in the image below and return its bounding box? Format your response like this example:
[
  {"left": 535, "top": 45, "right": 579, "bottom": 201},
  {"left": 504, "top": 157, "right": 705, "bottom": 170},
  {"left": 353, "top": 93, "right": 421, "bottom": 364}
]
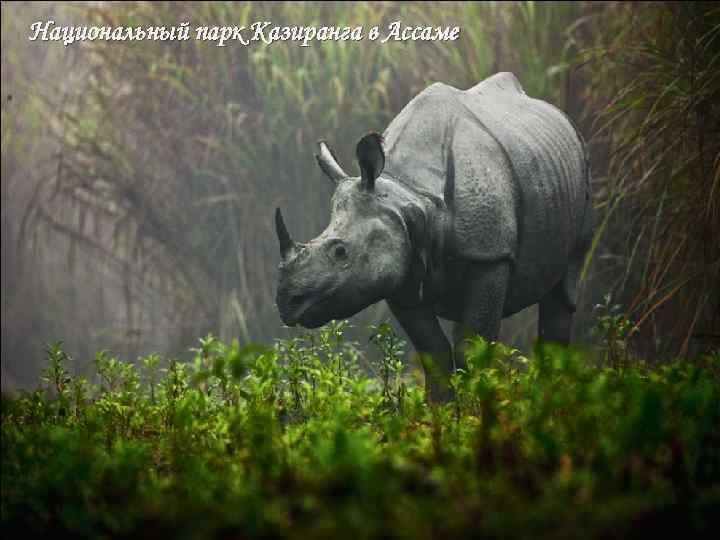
[{"left": 275, "top": 72, "right": 594, "bottom": 402}]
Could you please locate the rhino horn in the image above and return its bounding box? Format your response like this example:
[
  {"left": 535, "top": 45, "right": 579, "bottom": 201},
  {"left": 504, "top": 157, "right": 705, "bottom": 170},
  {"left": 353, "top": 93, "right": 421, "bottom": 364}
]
[
  {"left": 274, "top": 208, "right": 296, "bottom": 259},
  {"left": 356, "top": 132, "right": 385, "bottom": 191},
  {"left": 315, "top": 140, "right": 348, "bottom": 184}
]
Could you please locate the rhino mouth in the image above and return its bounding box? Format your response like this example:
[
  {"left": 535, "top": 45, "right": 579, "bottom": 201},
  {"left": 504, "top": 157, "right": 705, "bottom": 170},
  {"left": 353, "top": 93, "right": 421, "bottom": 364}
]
[
  {"left": 281, "top": 292, "right": 338, "bottom": 329},
  {"left": 283, "top": 289, "right": 364, "bottom": 329},
  {"left": 296, "top": 296, "right": 336, "bottom": 328}
]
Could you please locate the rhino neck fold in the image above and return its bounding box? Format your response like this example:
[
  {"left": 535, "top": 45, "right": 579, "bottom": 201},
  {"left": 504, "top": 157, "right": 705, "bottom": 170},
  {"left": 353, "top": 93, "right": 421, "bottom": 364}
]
[{"left": 382, "top": 174, "right": 451, "bottom": 308}]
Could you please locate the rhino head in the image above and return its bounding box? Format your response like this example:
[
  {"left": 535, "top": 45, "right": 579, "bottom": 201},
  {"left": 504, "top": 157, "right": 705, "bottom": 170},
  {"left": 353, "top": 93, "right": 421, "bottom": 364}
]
[{"left": 275, "top": 133, "right": 414, "bottom": 328}]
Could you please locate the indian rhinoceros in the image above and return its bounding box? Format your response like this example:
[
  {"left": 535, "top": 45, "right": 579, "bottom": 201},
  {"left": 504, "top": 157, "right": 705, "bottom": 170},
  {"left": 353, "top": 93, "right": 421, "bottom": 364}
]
[{"left": 274, "top": 72, "right": 594, "bottom": 402}]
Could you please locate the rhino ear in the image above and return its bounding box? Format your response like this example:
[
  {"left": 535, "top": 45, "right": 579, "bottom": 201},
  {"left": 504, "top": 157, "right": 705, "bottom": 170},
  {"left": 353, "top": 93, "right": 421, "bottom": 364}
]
[
  {"left": 356, "top": 132, "right": 385, "bottom": 191},
  {"left": 315, "top": 140, "right": 348, "bottom": 184}
]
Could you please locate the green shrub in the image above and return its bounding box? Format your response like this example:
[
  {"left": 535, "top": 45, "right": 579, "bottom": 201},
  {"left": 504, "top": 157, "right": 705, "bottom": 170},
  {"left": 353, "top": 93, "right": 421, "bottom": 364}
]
[{"left": 3, "top": 327, "right": 719, "bottom": 538}]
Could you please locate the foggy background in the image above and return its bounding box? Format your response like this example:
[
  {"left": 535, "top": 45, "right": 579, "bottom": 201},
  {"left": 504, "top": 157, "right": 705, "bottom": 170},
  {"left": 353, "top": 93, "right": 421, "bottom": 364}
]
[{"left": 3, "top": 2, "right": 718, "bottom": 390}]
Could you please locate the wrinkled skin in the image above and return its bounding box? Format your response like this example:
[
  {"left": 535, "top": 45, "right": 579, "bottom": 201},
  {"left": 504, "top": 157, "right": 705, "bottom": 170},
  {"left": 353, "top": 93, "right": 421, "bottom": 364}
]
[{"left": 275, "top": 73, "right": 594, "bottom": 403}]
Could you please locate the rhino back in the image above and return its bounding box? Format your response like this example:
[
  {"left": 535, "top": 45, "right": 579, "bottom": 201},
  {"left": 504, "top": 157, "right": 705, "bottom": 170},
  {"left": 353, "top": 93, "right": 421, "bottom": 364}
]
[{"left": 383, "top": 74, "right": 590, "bottom": 309}]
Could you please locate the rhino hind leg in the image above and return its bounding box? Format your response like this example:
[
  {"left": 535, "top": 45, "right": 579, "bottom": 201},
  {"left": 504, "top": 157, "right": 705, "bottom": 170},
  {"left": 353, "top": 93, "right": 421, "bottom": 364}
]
[
  {"left": 538, "top": 273, "right": 576, "bottom": 344},
  {"left": 539, "top": 230, "right": 591, "bottom": 343}
]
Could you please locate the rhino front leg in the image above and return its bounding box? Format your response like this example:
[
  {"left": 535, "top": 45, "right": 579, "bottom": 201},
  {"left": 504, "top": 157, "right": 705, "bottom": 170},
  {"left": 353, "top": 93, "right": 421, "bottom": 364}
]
[
  {"left": 388, "top": 302, "right": 454, "bottom": 403},
  {"left": 453, "top": 261, "right": 511, "bottom": 368}
]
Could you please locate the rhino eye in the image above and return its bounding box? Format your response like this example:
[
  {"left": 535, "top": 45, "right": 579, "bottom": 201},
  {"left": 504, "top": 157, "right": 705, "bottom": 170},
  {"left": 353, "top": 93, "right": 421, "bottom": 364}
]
[{"left": 333, "top": 244, "right": 348, "bottom": 260}]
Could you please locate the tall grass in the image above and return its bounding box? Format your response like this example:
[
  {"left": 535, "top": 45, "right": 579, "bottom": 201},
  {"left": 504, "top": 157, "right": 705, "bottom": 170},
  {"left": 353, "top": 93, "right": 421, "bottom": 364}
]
[
  {"left": 580, "top": 2, "right": 720, "bottom": 357},
  {"left": 2, "top": 2, "right": 118, "bottom": 386}
]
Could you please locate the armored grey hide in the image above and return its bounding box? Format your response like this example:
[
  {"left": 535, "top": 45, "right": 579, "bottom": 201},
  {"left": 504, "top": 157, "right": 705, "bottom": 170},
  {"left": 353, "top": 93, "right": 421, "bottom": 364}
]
[{"left": 275, "top": 72, "right": 594, "bottom": 403}]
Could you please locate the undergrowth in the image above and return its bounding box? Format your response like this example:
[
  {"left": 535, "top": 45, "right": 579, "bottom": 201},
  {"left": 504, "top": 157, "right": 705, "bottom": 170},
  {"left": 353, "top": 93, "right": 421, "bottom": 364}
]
[{"left": 2, "top": 322, "right": 719, "bottom": 539}]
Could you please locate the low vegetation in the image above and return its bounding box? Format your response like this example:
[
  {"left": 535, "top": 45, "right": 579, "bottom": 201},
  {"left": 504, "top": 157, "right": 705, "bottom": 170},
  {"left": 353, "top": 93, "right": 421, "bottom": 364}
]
[{"left": 3, "top": 321, "right": 718, "bottom": 539}]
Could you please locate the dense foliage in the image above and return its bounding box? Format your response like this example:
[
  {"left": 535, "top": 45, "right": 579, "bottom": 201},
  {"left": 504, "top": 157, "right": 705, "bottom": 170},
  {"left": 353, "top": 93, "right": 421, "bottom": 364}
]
[{"left": 3, "top": 324, "right": 719, "bottom": 539}]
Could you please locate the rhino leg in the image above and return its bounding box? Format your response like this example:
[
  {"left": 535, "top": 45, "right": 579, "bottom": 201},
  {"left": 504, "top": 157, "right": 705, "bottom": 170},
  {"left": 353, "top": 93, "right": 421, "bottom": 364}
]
[
  {"left": 538, "top": 277, "right": 575, "bottom": 344},
  {"left": 538, "top": 245, "right": 587, "bottom": 343},
  {"left": 388, "top": 302, "right": 454, "bottom": 403},
  {"left": 453, "top": 261, "right": 511, "bottom": 367}
]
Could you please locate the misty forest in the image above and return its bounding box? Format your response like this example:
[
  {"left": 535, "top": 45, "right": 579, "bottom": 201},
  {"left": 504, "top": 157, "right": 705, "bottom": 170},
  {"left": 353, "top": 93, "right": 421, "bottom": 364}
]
[{"left": 2, "top": 2, "right": 719, "bottom": 538}]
